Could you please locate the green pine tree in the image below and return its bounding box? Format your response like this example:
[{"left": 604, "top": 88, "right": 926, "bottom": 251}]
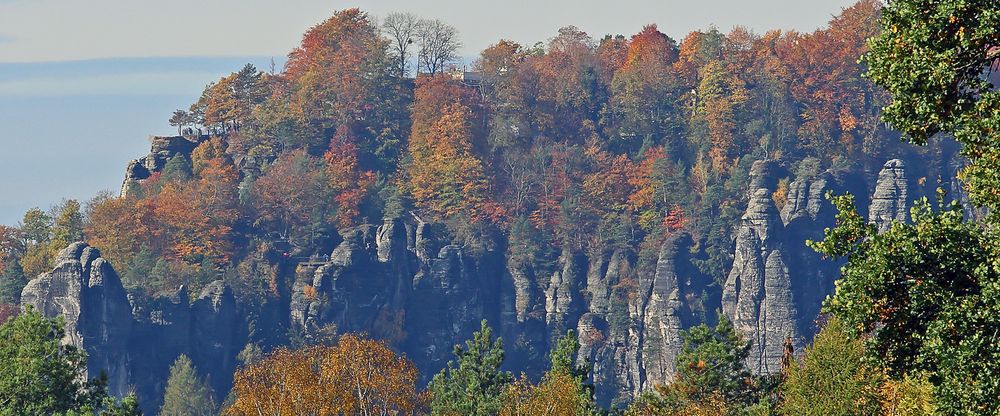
[
  {"left": 160, "top": 155, "right": 193, "bottom": 184},
  {"left": 430, "top": 320, "right": 513, "bottom": 416},
  {"left": 0, "top": 308, "right": 139, "bottom": 415},
  {"left": 159, "top": 354, "right": 216, "bottom": 416},
  {"left": 672, "top": 316, "right": 754, "bottom": 405}
]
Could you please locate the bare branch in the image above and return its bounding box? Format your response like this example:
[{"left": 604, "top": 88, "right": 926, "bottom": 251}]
[
  {"left": 416, "top": 18, "right": 462, "bottom": 75},
  {"left": 382, "top": 12, "right": 421, "bottom": 78}
]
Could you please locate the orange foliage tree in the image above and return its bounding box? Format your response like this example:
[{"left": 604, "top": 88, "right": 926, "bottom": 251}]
[
  {"left": 252, "top": 149, "right": 333, "bottom": 247},
  {"left": 86, "top": 139, "right": 238, "bottom": 278},
  {"left": 609, "top": 25, "right": 680, "bottom": 151},
  {"left": 85, "top": 194, "right": 159, "bottom": 271},
  {"left": 408, "top": 75, "right": 498, "bottom": 224},
  {"left": 281, "top": 7, "right": 398, "bottom": 157},
  {"left": 226, "top": 334, "right": 424, "bottom": 416},
  {"left": 775, "top": 0, "right": 883, "bottom": 158},
  {"left": 324, "top": 126, "right": 376, "bottom": 228},
  {"left": 500, "top": 372, "right": 594, "bottom": 416}
]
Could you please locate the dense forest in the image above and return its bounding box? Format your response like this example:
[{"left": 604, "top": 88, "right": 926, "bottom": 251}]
[{"left": 3, "top": 0, "right": 1000, "bottom": 414}]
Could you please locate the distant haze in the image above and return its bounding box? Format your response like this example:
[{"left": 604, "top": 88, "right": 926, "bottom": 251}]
[
  {"left": 0, "top": 0, "right": 859, "bottom": 225},
  {"left": 0, "top": 0, "right": 859, "bottom": 63}
]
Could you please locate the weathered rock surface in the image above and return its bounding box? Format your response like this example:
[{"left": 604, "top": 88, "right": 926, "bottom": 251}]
[
  {"left": 21, "top": 242, "right": 243, "bottom": 413},
  {"left": 869, "top": 159, "right": 909, "bottom": 232},
  {"left": 637, "top": 234, "right": 693, "bottom": 389},
  {"left": 120, "top": 135, "right": 207, "bottom": 197},
  {"left": 20, "top": 243, "right": 133, "bottom": 396},
  {"left": 722, "top": 160, "right": 800, "bottom": 374}
]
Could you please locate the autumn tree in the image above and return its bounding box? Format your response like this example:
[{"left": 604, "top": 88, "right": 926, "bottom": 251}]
[
  {"left": 410, "top": 102, "right": 490, "bottom": 221},
  {"left": 83, "top": 140, "right": 237, "bottom": 292},
  {"left": 581, "top": 144, "right": 638, "bottom": 246},
  {"left": 608, "top": 25, "right": 681, "bottom": 153},
  {"left": 526, "top": 26, "right": 603, "bottom": 142},
  {"left": 475, "top": 40, "right": 525, "bottom": 106},
  {"left": 191, "top": 64, "right": 269, "bottom": 133},
  {"left": 674, "top": 29, "right": 725, "bottom": 84},
  {"left": 84, "top": 193, "right": 158, "bottom": 287},
  {"left": 252, "top": 149, "right": 334, "bottom": 250},
  {"left": 776, "top": 0, "right": 883, "bottom": 160},
  {"left": 324, "top": 126, "right": 376, "bottom": 228},
  {"left": 151, "top": 141, "right": 239, "bottom": 267},
  {"left": 880, "top": 374, "right": 936, "bottom": 416},
  {"left": 780, "top": 317, "right": 882, "bottom": 416},
  {"left": 225, "top": 347, "right": 325, "bottom": 415},
  {"left": 226, "top": 334, "right": 424, "bottom": 415},
  {"left": 694, "top": 60, "right": 748, "bottom": 170},
  {"left": 408, "top": 75, "right": 496, "bottom": 226},
  {"left": 596, "top": 35, "right": 629, "bottom": 84},
  {"left": 737, "top": 30, "right": 799, "bottom": 160},
  {"left": 499, "top": 330, "right": 596, "bottom": 416},
  {"left": 281, "top": 8, "right": 399, "bottom": 157}
]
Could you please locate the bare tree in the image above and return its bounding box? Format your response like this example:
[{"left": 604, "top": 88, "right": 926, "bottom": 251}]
[
  {"left": 382, "top": 12, "right": 421, "bottom": 78},
  {"left": 416, "top": 18, "right": 461, "bottom": 75}
]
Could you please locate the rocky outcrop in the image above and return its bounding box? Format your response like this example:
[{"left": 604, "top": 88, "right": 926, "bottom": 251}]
[
  {"left": 638, "top": 235, "right": 693, "bottom": 388},
  {"left": 544, "top": 248, "right": 587, "bottom": 338},
  {"left": 20, "top": 243, "right": 133, "bottom": 396},
  {"left": 869, "top": 159, "right": 909, "bottom": 232},
  {"left": 289, "top": 220, "right": 498, "bottom": 381},
  {"left": 120, "top": 135, "right": 208, "bottom": 197},
  {"left": 722, "top": 161, "right": 800, "bottom": 374},
  {"left": 781, "top": 172, "right": 842, "bottom": 339},
  {"left": 277, "top": 153, "right": 922, "bottom": 403},
  {"left": 21, "top": 242, "right": 243, "bottom": 413}
]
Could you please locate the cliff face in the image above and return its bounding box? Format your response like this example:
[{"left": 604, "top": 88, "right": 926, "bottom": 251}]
[
  {"left": 288, "top": 219, "right": 711, "bottom": 405},
  {"left": 120, "top": 135, "right": 208, "bottom": 197},
  {"left": 21, "top": 140, "right": 952, "bottom": 409},
  {"left": 869, "top": 159, "right": 909, "bottom": 233},
  {"left": 20, "top": 243, "right": 133, "bottom": 396},
  {"left": 21, "top": 243, "right": 243, "bottom": 413}
]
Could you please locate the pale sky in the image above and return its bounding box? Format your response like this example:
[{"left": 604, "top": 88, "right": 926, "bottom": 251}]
[{"left": 0, "top": 0, "right": 859, "bottom": 63}]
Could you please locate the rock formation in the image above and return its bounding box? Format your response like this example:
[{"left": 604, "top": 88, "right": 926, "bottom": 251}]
[
  {"left": 20, "top": 243, "right": 133, "bottom": 396},
  {"left": 21, "top": 242, "right": 242, "bottom": 413},
  {"left": 722, "top": 161, "right": 800, "bottom": 374},
  {"left": 120, "top": 135, "right": 208, "bottom": 197},
  {"left": 869, "top": 159, "right": 909, "bottom": 232},
  {"left": 18, "top": 139, "right": 929, "bottom": 410}
]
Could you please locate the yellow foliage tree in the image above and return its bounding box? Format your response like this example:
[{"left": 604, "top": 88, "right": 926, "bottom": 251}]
[
  {"left": 500, "top": 372, "right": 593, "bottom": 416},
  {"left": 226, "top": 334, "right": 424, "bottom": 416}
]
